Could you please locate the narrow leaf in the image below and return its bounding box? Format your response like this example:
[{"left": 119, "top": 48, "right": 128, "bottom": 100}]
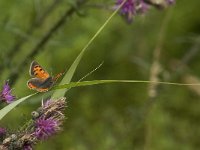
[
  {"left": 51, "top": 2, "right": 125, "bottom": 99},
  {"left": 53, "top": 80, "right": 200, "bottom": 90},
  {"left": 0, "top": 94, "right": 36, "bottom": 120}
]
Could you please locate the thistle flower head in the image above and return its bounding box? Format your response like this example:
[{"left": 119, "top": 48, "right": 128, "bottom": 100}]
[
  {"left": 0, "top": 127, "right": 6, "bottom": 142},
  {"left": 0, "top": 97, "right": 66, "bottom": 149},
  {"left": 116, "top": 0, "right": 175, "bottom": 23},
  {"left": 116, "top": 0, "right": 136, "bottom": 23},
  {"left": 34, "top": 117, "right": 60, "bottom": 140},
  {"left": 137, "top": 0, "right": 149, "bottom": 13},
  {"left": 166, "top": 0, "right": 175, "bottom": 5},
  {"left": 0, "top": 81, "right": 15, "bottom": 104},
  {"left": 33, "top": 98, "right": 66, "bottom": 139},
  {"left": 0, "top": 128, "right": 6, "bottom": 137}
]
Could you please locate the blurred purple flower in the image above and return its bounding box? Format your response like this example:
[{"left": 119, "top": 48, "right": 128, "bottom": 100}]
[
  {"left": 115, "top": 0, "right": 175, "bottom": 23},
  {"left": 116, "top": 0, "right": 135, "bottom": 22},
  {"left": 138, "top": 0, "right": 149, "bottom": 13},
  {"left": 34, "top": 117, "right": 61, "bottom": 140},
  {"left": 166, "top": 0, "right": 175, "bottom": 5},
  {"left": 0, "top": 127, "right": 6, "bottom": 137},
  {"left": 0, "top": 81, "right": 15, "bottom": 104}
]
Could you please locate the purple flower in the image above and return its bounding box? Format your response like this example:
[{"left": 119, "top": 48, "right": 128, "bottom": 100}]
[
  {"left": 116, "top": 0, "right": 135, "bottom": 22},
  {"left": 115, "top": 0, "right": 175, "bottom": 23},
  {"left": 166, "top": 0, "right": 175, "bottom": 5},
  {"left": 34, "top": 117, "right": 60, "bottom": 140},
  {"left": 0, "top": 127, "right": 6, "bottom": 137},
  {"left": 116, "top": 0, "right": 150, "bottom": 23},
  {"left": 0, "top": 98, "right": 66, "bottom": 149},
  {"left": 0, "top": 81, "right": 15, "bottom": 104},
  {"left": 33, "top": 98, "right": 65, "bottom": 140},
  {"left": 137, "top": 0, "right": 149, "bottom": 13}
]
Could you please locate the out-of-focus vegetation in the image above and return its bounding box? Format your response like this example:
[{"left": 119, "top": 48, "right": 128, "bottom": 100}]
[{"left": 0, "top": 0, "right": 200, "bottom": 149}]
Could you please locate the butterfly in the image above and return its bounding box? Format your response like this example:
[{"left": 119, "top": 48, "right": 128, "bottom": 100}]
[{"left": 27, "top": 61, "right": 63, "bottom": 92}]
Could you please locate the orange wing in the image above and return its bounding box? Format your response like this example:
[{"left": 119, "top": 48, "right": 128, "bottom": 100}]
[
  {"left": 29, "top": 61, "right": 50, "bottom": 80},
  {"left": 27, "top": 81, "right": 49, "bottom": 92},
  {"left": 27, "top": 77, "right": 54, "bottom": 92}
]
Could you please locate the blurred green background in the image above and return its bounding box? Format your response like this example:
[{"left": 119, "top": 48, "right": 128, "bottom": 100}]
[{"left": 0, "top": 0, "right": 200, "bottom": 149}]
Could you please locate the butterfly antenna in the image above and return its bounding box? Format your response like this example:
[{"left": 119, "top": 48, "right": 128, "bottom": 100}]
[{"left": 78, "top": 61, "right": 104, "bottom": 82}]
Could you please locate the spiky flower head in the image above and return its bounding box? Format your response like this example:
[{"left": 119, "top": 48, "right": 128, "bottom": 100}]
[
  {"left": 116, "top": 0, "right": 136, "bottom": 23},
  {"left": 0, "top": 97, "right": 66, "bottom": 149},
  {"left": 34, "top": 117, "right": 61, "bottom": 140},
  {"left": 33, "top": 98, "right": 65, "bottom": 141},
  {"left": 116, "top": 0, "right": 175, "bottom": 23},
  {"left": 0, "top": 128, "right": 6, "bottom": 137},
  {"left": 0, "top": 127, "right": 6, "bottom": 143},
  {"left": 166, "top": 0, "right": 175, "bottom": 5},
  {"left": 0, "top": 81, "right": 15, "bottom": 104}
]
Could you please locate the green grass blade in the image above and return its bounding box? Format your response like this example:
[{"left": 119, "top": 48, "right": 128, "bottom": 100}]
[
  {"left": 51, "top": 50, "right": 85, "bottom": 98},
  {"left": 53, "top": 79, "right": 200, "bottom": 90},
  {"left": 0, "top": 94, "right": 35, "bottom": 121},
  {"left": 51, "top": 1, "right": 125, "bottom": 99}
]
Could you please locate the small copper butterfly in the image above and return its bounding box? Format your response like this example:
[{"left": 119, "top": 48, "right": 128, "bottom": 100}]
[{"left": 27, "top": 61, "right": 63, "bottom": 92}]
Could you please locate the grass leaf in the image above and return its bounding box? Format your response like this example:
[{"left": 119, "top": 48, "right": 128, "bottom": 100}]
[
  {"left": 53, "top": 79, "right": 200, "bottom": 90},
  {"left": 0, "top": 94, "right": 36, "bottom": 121},
  {"left": 51, "top": 3, "right": 124, "bottom": 99}
]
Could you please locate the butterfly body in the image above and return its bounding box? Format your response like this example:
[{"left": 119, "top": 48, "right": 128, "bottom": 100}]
[{"left": 27, "top": 61, "right": 62, "bottom": 92}]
